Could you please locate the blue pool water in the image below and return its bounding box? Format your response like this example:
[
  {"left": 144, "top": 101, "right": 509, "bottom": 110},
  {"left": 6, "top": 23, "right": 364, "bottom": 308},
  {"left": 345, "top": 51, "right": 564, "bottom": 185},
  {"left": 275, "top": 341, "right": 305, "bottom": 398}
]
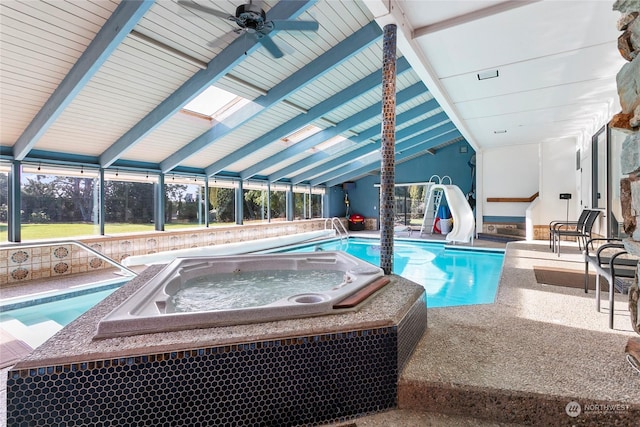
[
  {"left": 280, "top": 238, "right": 504, "bottom": 308},
  {"left": 0, "top": 288, "right": 117, "bottom": 327}
]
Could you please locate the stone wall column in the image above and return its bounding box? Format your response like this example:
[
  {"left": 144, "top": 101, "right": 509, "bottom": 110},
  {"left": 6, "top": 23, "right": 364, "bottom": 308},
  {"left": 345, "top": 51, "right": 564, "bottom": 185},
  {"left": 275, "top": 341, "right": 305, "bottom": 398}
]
[
  {"left": 613, "top": 1, "right": 640, "bottom": 353},
  {"left": 380, "top": 24, "right": 397, "bottom": 275}
]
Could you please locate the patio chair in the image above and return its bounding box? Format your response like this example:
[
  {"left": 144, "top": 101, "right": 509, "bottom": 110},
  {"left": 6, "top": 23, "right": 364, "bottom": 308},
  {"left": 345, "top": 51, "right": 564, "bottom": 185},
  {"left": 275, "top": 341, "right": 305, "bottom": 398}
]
[
  {"left": 553, "top": 209, "right": 600, "bottom": 256},
  {"left": 583, "top": 238, "right": 638, "bottom": 328},
  {"left": 549, "top": 208, "right": 590, "bottom": 252},
  {"left": 394, "top": 224, "right": 412, "bottom": 237}
]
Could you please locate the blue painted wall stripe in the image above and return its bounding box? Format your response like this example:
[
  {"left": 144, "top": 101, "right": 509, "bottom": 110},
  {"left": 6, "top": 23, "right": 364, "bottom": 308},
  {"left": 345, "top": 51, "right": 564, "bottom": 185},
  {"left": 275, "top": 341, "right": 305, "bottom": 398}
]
[{"left": 483, "top": 216, "right": 526, "bottom": 223}]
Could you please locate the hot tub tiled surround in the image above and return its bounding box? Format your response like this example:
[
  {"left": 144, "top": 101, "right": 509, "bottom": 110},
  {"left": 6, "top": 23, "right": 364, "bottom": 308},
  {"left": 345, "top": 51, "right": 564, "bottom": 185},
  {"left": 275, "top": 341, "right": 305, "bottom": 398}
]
[
  {"left": 0, "top": 219, "right": 332, "bottom": 286},
  {"left": 6, "top": 266, "right": 427, "bottom": 426}
]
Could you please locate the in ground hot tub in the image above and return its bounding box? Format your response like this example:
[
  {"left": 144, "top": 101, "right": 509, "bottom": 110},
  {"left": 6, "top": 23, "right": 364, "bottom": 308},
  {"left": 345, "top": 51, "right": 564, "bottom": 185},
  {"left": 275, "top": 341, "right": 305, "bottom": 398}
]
[{"left": 96, "top": 251, "right": 384, "bottom": 338}]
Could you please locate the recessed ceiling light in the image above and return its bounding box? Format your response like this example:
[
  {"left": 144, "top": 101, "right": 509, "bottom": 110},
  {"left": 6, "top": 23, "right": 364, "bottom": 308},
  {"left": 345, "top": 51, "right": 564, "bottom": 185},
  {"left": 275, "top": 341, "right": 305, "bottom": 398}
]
[
  {"left": 477, "top": 70, "right": 499, "bottom": 80},
  {"left": 493, "top": 130, "right": 507, "bottom": 134}
]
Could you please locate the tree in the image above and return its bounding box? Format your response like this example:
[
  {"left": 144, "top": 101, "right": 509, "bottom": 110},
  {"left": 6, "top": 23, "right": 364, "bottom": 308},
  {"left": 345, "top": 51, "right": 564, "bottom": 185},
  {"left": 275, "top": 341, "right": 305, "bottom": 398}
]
[
  {"left": 0, "top": 173, "right": 8, "bottom": 222},
  {"left": 21, "top": 175, "right": 57, "bottom": 223},
  {"left": 52, "top": 176, "right": 95, "bottom": 221},
  {"left": 104, "top": 180, "right": 154, "bottom": 223},
  {"left": 209, "top": 187, "right": 234, "bottom": 223},
  {"left": 409, "top": 185, "right": 425, "bottom": 218},
  {"left": 242, "top": 189, "right": 287, "bottom": 220},
  {"left": 165, "top": 183, "right": 188, "bottom": 223},
  {"left": 243, "top": 189, "right": 266, "bottom": 220}
]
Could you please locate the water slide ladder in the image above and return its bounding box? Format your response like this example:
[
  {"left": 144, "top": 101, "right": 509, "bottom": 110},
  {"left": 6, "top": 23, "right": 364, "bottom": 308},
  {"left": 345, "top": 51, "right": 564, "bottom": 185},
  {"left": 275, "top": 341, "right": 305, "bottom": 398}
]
[{"left": 419, "top": 175, "right": 452, "bottom": 236}]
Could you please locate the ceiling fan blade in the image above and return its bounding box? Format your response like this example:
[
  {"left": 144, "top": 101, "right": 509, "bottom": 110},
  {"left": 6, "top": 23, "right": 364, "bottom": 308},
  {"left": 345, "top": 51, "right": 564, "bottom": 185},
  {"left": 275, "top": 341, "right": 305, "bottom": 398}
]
[
  {"left": 177, "top": 0, "right": 234, "bottom": 20},
  {"left": 270, "top": 20, "right": 319, "bottom": 32},
  {"left": 257, "top": 35, "right": 284, "bottom": 58},
  {"left": 276, "top": 38, "right": 296, "bottom": 56}
]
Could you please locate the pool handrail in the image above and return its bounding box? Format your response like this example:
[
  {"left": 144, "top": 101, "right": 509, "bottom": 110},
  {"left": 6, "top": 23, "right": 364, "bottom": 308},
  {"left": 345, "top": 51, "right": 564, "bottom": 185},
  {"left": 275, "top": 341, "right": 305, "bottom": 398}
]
[
  {"left": 2, "top": 240, "right": 138, "bottom": 278},
  {"left": 428, "top": 175, "right": 453, "bottom": 185},
  {"left": 325, "top": 217, "right": 349, "bottom": 249}
]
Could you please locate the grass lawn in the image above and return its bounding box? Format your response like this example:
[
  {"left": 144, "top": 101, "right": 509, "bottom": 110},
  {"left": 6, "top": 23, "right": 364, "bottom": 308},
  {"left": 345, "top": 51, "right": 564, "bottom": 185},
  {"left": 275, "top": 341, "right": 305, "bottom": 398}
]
[{"left": 0, "top": 222, "right": 223, "bottom": 242}]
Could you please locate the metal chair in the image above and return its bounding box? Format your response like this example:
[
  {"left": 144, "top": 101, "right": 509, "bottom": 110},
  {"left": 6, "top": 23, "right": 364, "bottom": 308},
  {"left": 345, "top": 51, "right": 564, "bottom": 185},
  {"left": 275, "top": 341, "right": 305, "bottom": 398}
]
[
  {"left": 549, "top": 208, "right": 590, "bottom": 252},
  {"left": 583, "top": 238, "right": 638, "bottom": 328},
  {"left": 553, "top": 209, "right": 600, "bottom": 256}
]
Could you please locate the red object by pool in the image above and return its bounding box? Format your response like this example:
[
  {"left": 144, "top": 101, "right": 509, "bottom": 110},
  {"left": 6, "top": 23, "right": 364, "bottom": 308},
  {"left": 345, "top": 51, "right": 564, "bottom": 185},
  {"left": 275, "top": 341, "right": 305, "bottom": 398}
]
[{"left": 348, "top": 214, "right": 365, "bottom": 231}]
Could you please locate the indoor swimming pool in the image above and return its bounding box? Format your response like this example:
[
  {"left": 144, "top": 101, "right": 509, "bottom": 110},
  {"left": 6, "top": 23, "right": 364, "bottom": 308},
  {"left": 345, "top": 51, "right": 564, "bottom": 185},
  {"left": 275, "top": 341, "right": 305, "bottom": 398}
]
[{"left": 277, "top": 237, "right": 505, "bottom": 308}]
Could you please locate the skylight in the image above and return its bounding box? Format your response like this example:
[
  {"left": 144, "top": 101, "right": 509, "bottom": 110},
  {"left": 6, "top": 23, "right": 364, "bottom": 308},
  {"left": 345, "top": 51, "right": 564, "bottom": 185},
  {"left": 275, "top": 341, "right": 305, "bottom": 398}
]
[
  {"left": 281, "top": 125, "right": 323, "bottom": 147},
  {"left": 184, "top": 86, "right": 243, "bottom": 117},
  {"left": 312, "top": 135, "right": 350, "bottom": 153}
]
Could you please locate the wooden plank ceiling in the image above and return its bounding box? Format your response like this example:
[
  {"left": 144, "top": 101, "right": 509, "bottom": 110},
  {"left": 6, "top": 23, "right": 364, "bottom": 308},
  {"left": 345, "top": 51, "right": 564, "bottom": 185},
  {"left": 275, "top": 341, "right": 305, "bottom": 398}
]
[{"left": 0, "top": 0, "right": 459, "bottom": 186}]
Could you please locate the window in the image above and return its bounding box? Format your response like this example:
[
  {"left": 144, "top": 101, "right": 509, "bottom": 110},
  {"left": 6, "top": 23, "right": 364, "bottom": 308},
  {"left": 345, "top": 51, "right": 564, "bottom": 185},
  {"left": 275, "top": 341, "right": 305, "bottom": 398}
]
[
  {"left": 269, "top": 183, "right": 289, "bottom": 222},
  {"left": 19, "top": 164, "right": 99, "bottom": 240},
  {"left": 0, "top": 162, "right": 9, "bottom": 242},
  {"left": 208, "top": 178, "right": 236, "bottom": 225},
  {"left": 164, "top": 175, "right": 206, "bottom": 230},
  {"left": 243, "top": 181, "right": 270, "bottom": 223},
  {"left": 293, "top": 185, "right": 325, "bottom": 219},
  {"left": 310, "top": 193, "right": 323, "bottom": 218},
  {"left": 293, "top": 185, "right": 310, "bottom": 220},
  {"left": 377, "top": 182, "right": 429, "bottom": 227},
  {"left": 394, "top": 185, "right": 425, "bottom": 226},
  {"left": 281, "top": 125, "right": 322, "bottom": 147},
  {"left": 592, "top": 126, "right": 607, "bottom": 209},
  {"left": 609, "top": 127, "right": 627, "bottom": 238},
  {"left": 104, "top": 170, "right": 155, "bottom": 234},
  {"left": 183, "top": 85, "right": 250, "bottom": 121}
]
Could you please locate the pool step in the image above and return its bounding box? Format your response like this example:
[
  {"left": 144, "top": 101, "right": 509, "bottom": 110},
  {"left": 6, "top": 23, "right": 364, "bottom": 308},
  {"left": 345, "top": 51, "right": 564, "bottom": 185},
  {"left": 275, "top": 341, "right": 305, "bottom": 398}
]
[
  {"left": 0, "top": 329, "right": 33, "bottom": 368},
  {"left": 0, "top": 318, "right": 63, "bottom": 349}
]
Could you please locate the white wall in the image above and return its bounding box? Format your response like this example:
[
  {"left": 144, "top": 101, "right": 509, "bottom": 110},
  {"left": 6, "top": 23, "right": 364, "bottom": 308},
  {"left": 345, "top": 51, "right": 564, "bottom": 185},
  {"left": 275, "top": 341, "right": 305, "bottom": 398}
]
[
  {"left": 482, "top": 144, "right": 539, "bottom": 218},
  {"left": 535, "top": 137, "right": 579, "bottom": 226}
]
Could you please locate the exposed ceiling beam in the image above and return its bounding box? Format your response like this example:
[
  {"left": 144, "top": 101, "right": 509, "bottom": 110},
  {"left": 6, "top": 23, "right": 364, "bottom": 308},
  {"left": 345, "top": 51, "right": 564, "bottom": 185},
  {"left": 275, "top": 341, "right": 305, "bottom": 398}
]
[
  {"left": 307, "top": 121, "right": 455, "bottom": 185},
  {"left": 321, "top": 130, "right": 462, "bottom": 187},
  {"left": 12, "top": 0, "right": 154, "bottom": 161},
  {"left": 269, "top": 83, "right": 434, "bottom": 182},
  {"left": 129, "top": 29, "right": 207, "bottom": 69},
  {"left": 239, "top": 58, "right": 415, "bottom": 180},
  {"left": 100, "top": 0, "right": 315, "bottom": 168},
  {"left": 412, "top": 0, "right": 541, "bottom": 38},
  {"left": 288, "top": 107, "right": 447, "bottom": 184},
  {"left": 197, "top": 21, "right": 383, "bottom": 176}
]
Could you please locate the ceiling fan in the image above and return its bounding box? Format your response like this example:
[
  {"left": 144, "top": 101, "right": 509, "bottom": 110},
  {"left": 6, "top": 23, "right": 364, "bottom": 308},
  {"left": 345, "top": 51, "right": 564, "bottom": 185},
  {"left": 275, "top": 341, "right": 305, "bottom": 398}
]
[{"left": 177, "top": 0, "right": 319, "bottom": 58}]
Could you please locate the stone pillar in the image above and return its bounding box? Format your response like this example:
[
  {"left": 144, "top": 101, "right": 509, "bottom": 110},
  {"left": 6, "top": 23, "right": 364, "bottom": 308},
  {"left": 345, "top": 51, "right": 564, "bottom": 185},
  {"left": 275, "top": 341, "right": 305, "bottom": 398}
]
[
  {"left": 612, "top": 1, "right": 640, "bottom": 341},
  {"left": 379, "top": 24, "right": 397, "bottom": 275}
]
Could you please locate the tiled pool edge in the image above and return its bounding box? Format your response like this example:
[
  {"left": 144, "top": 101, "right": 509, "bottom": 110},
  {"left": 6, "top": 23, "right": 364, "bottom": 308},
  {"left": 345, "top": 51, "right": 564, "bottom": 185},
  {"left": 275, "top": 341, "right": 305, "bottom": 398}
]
[{"left": 6, "top": 274, "right": 427, "bottom": 426}]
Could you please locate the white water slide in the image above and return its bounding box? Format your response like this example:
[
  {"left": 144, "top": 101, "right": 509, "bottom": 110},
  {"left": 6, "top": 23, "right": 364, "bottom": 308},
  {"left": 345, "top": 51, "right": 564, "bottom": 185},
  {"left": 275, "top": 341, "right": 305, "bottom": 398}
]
[{"left": 429, "top": 184, "right": 475, "bottom": 244}]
